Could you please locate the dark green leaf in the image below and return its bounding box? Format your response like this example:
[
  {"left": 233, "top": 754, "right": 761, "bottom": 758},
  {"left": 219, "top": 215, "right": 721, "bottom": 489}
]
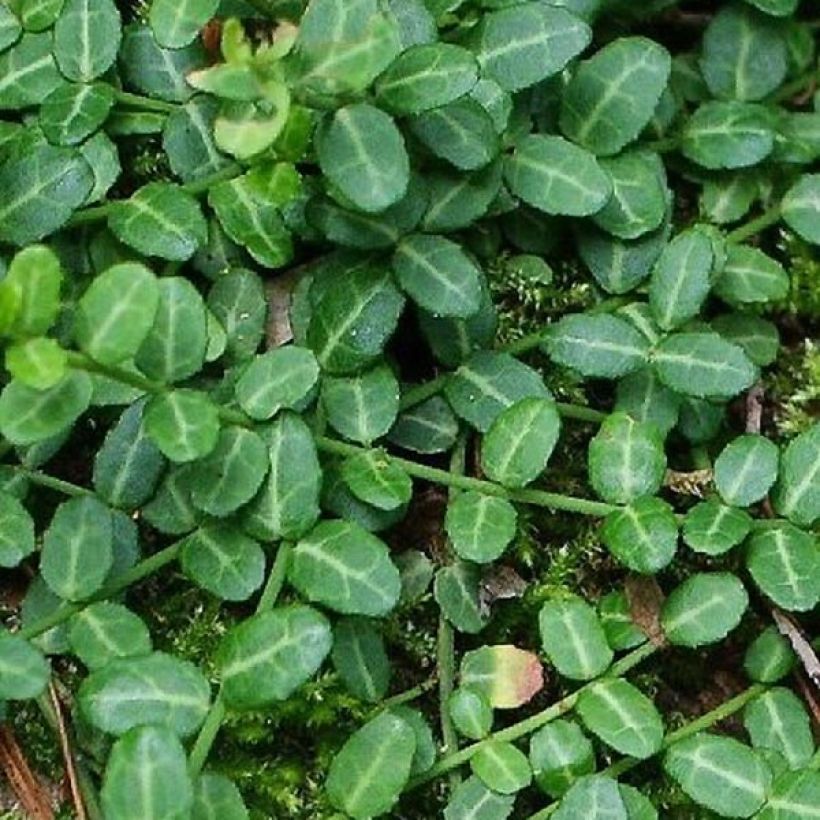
[{"left": 53, "top": 0, "right": 121, "bottom": 82}]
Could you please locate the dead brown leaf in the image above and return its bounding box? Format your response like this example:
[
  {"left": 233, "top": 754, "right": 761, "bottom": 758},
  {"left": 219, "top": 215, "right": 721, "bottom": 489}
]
[
  {"left": 772, "top": 608, "right": 820, "bottom": 689},
  {"left": 265, "top": 269, "right": 303, "bottom": 349},
  {"left": 625, "top": 575, "right": 667, "bottom": 647},
  {"left": 480, "top": 565, "right": 528, "bottom": 617}
]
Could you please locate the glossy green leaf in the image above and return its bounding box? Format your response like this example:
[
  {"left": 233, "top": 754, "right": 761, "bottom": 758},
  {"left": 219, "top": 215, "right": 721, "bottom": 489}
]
[
  {"left": 53, "top": 0, "right": 121, "bottom": 82},
  {"left": 375, "top": 43, "right": 478, "bottom": 114},
  {"left": 341, "top": 448, "right": 412, "bottom": 511},
  {"left": 192, "top": 774, "right": 249, "bottom": 820},
  {"left": 0, "top": 492, "right": 35, "bottom": 568},
  {"left": 661, "top": 572, "right": 748, "bottom": 647},
  {"left": 331, "top": 616, "right": 390, "bottom": 702},
  {"left": 388, "top": 395, "right": 459, "bottom": 455},
  {"left": 144, "top": 389, "right": 220, "bottom": 463},
  {"left": 577, "top": 678, "right": 663, "bottom": 759},
  {"left": 290, "top": 520, "right": 401, "bottom": 616},
  {"left": 529, "top": 719, "right": 595, "bottom": 798},
  {"left": 781, "top": 174, "right": 820, "bottom": 245},
  {"left": 714, "top": 434, "right": 779, "bottom": 507},
  {"left": 206, "top": 268, "right": 267, "bottom": 363},
  {"left": 79, "top": 651, "right": 210, "bottom": 736},
  {"left": 326, "top": 711, "right": 416, "bottom": 819},
  {"left": 445, "top": 351, "right": 550, "bottom": 432},
  {"left": 0, "top": 32, "right": 61, "bottom": 109},
  {"left": 0, "top": 5, "right": 21, "bottom": 50},
  {"left": 505, "top": 135, "right": 611, "bottom": 217},
  {"left": 162, "top": 96, "right": 230, "bottom": 183},
  {"left": 664, "top": 733, "right": 772, "bottom": 818},
  {"left": 39, "top": 82, "right": 114, "bottom": 146},
  {"left": 101, "top": 726, "right": 193, "bottom": 820},
  {"left": 422, "top": 161, "right": 503, "bottom": 232},
  {"left": 599, "top": 591, "right": 646, "bottom": 651},
  {"left": 41, "top": 496, "right": 112, "bottom": 601},
  {"left": 682, "top": 500, "right": 752, "bottom": 556},
  {"left": 746, "top": 523, "right": 819, "bottom": 612},
  {"left": 744, "top": 626, "right": 795, "bottom": 684},
  {"left": 772, "top": 421, "right": 819, "bottom": 527},
  {"left": 700, "top": 172, "right": 758, "bottom": 225},
  {"left": 744, "top": 687, "right": 813, "bottom": 769},
  {"left": 5, "top": 337, "right": 65, "bottom": 390},
  {"left": 449, "top": 688, "right": 493, "bottom": 740},
  {"left": 434, "top": 561, "right": 488, "bottom": 634},
  {"left": 715, "top": 246, "right": 789, "bottom": 306},
  {"left": 469, "top": 3, "right": 590, "bottom": 92},
  {"left": 539, "top": 596, "right": 613, "bottom": 680},
  {"left": 553, "top": 775, "right": 628, "bottom": 820},
  {"left": 217, "top": 605, "right": 332, "bottom": 709},
  {"left": 471, "top": 741, "right": 531, "bottom": 794},
  {"left": 614, "top": 367, "right": 681, "bottom": 436},
  {"left": 68, "top": 602, "right": 151, "bottom": 670},
  {"left": 443, "top": 776, "right": 515, "bottom": 820},
  {"left": 109, "top": 182, "right": 207, "bottom": 261},
  {"left": 757, "top": 770, "right": 820, "bottom": 820},
  {"left": 446, "top": 491, "right": 516, "bottom": 564},
  {"left": 460, "top": 644, "right": 543, "bottom": 709},
  {"left": 0, "top": 632, "right": 49, "bottom": 700},
  {"left": 601, "top": 496, "right": 678, "bottom": 573},
  {"left": 149, "top": 0, "right": 218, "bottom": 49},
  {"left": 1, "top": 245, "right": 62, "bottom": 336},
  {"left": 653, "top": 332, "right": 757, "bottom": 399},
  {"left": 712, "top": 314, "right": 780, "bottom": 367},
  {"left": 142, "top": 466, "right": 198, "bottom": 536},
  {"left": 393, "top": 233, "right": 482, "bottom": 319}
]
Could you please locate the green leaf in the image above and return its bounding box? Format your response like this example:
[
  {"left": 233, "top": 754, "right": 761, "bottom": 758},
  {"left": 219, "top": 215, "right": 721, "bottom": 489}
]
[
  {"left": 653, "top": 332, "right": 757, "bottom": 399},
  {"left": 744, "top": 687, "right": 813, "bottom": 769},
  {"left": 217, "top": 604, "right": 331, "bottom": 709},
  {"left": 207, "top": 269, "right": 267, "bottom": 363},
  {"left": 375, "top": 43, "right": 478, "bottom": 114},
  {"left": 448, "top": 688, "right": 493, "bottom": 740},
  {"left": 75, "top": 262, "right": 159, "bottom": 365},
  {"left": 443, "top": 776, "right": 515, "bottom": 820},
  {"left": 445, "top": 491, "right": 516, "bottom": 564},
  {"left": 398, "top": 704, "right": 447, "bottom": 775},
  {"left": 471, "top": 740, "right": 531, "bottom": 795},
  {"left": 546, "top": 314, "right": 649, "bottom": 379},
  {"left": 772, "top": 421, "right": 819, "bottom": 527},
  {"left": 744, "top": 626, "right": 795, "bottom": 684},
  {"left": 244, "top": 412, "right": 322, "bottom": 542},
  {"left": 341, "top": 448, "right": 412, "bottom": 511},
  {"left": 331, "top": 616, "right": 390, "bottom": 702},
  {"left": 149, "top": 0, "right": 218, "bottom": 49},
  {"left": 529, "top": 719, "right": 595, "bottom": 798},
  {"left": 757, "top": 770, "right": 820, "bottom": 820},
  {"left": 109, "top": 182, "right": 207, "bottom": 261},
  {"left": 53, "top": 0, "right": 121, "bottom": 82},
  {"left": 682, "top": 101, "right": 774, "bottom": 170},
  {"left": 714, "top": 246, "right": 789, "bottom": 306},
  {"left": 1, "top": 245, "right": 62, "bottom": 336},
  {"left": 419, "top": 291, "right": 498, "bottom": 369},
  {"left": 0, "top": 492, "right": 35, "bottom": 568},
  {"left": 664, "top": 733, "right": 772, "bottom": 818},
  {"left": 746, "top": 523, "right": 819, "bottom": 612},
  {"left": 434, "top": 561, "right": 488, "bottom": 634},
  {"left": 189, "top": 427, "right": 268, "bottom": 517},
  {"left": 422, "top": 161, "right": 503, "bottom": 232},
  {"left": 144, "top": 389, "right": 220, "bottom": 463},
  {"left": 588, "top": 413, "right": 666, "bottom": 504},
  {"left": 388, "top": 395, "right": 459, "bottom": 455},
  {"left": 180, "top": 524, "right": 265, "bottom": 602},
  {"left": 293, "top": 0, "right": 401, "bottom": 98},
  {"left": 326, "top": 711, "right": 416, "bottom": 819},
  {"left": 745, "top": 0, "right": 797, "bottom": 15},
  {"left": 101, "top": 726, "right": 193, "bottom": 820},
  {"left": 81, "top": 131, "right": 120, "bottom": 203},
  {"left": 601, "top": 496, "right": 678, "bottom": 573},
  {"left": 460, "top": 644, "right": 543, "bottom": 709},
  {"left": 39, "top": 82, "right": 114, "bottom": 146},
  {"left": 393, "top": 234, "right": 482, "bottom": 319},
  {"left": 0, "top": 143, "right": 92, "bottom": 245},
  {"left": 322, "top": 363, "right": 399, "bottom": 445},
  {"left": 445, "top": 351, "right": 550, "bottom": 432},
  {"left": 235, "top": 347, "right": 318, "bottom": 421},
  {"left": 560, "top": 37, "right": 671, "bottom": 156},
  {"left": 0, "top": 633, "right": 49, "bottom": 700},
  {"left": 619, "top": 784, "right": 658, "bottom": 820},
  {"left": 290, "top": 520, "right": 401, "bottom": 616},
  {"left": 142, "top": 466, "right": 198, "bottom": 536},
  {"left": 781, "top": 174, "right": 820, "bottom": 245},
  {"left": 317, "top": 104, "right": 408, "bottom": 213},
  {"left": 505, "top": 135, "right": 611, "bottom": 217},
  {"left": 0, "top": 372, "right": 91, "bottom": 446},
  {"left": 0, "top": 31, "right": 60, "bottom": 109},
  {"left": 712, "top": 314, "right": 779, "bottom": 367},
  {"left": 539, "top": 596, "right": 613, "bottom": 680},
  {"left": 592, "top": 150, "right": 667, "bottom": 240},
  {"left": 5, "top": 337, "right": 66, "bottom": 390},
  {"left": 553, "top": 775, "right": 628, "bottom": 820},
  {"left": 614, "top": 368, "right": 681, "bottom": 436},
  {"left": 661, "top": 572, "right": 748, "bottom": 647},
  {"left": 192, "top": 774, "right": 249, "bottom": 820},
  {"left": 648, "top": 228, "right": 714, "bottom": 331},
  {"left": 481, "top": 397, "right": 561, "bottom": 488},
  {"left": 469, "top": 3, "right": 590, "bottom": 92},
  {"left": 68, "top": 602, "right": 151, "bottom": 670},
  {"left": 307, "top": 263, "right": 404, "bottom": 374},
  {"left": 409, "top": 98, "right": 499, "bottom": 171},
  {"left": 714, "top": 434, "right": 779, "bottom": 507},
  {"left": 700, "top": 4, "right": 787, "bottom": 101},
  {"left": 682, "top": 501, "right": 752, "bottom": 556},
  {"left": 79, "top": 651, "right": 210, "bottom": 736},
  {"left": 0, "top": 5, "right": 21, "bottom": 51},
  {"left": 41, "top": 497, "right": 112, "bottom": 601},
  {"left": 700, "top": 172, "right": 758, "bottom": 225},
  {"left": 93, "top": 400, "right": 164, "bottom": 510},
  {"left": 599, "top": 591, "right": 646, "bottom": 651},
  {"left": 577, "top": 679, "right": 664, "bottom": 759},
  {"left": 162, "top": 96, "right": 230, "bottom": 183},
  {"left": 208, "top": 169, "right": 295, "bottom": 268}
]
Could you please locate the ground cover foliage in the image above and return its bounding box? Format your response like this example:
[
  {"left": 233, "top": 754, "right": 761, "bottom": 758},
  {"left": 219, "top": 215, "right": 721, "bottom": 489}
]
[{"left": 0, "top": 0, "right": 818, "bottom": 817}]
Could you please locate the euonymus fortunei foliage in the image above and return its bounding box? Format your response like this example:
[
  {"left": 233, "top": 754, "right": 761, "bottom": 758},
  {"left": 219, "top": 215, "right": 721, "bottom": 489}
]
[{"left": 0, "top": 0, "right": 818, "bottom": 817}]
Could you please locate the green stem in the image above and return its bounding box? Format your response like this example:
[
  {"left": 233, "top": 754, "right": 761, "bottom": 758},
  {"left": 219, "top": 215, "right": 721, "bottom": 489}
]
[
  {"left": 527, "top": 683, "right": 767, "bottom": 819},
  {"left": 18, "top": 469, "right": 93, "bottom": 498},
  {"left": 378, "top": 677, "right": 438, "bottom": 711},
  {"left": 315, "top": 436, "right": 618, "bottom": 518},
  {"left": 188, "top": 542, "right": 293, "bottom": 776},
  {"left": 769, "top": 67, "right": 820, "bottom": 103},
  {"left": 406, "top": 642, "right": 657, "bottom": 789},
  {"left": 726, "top": 204, "right": 782, "bottom": 245},
  {"left": 112, "top": 89, "right": 178, "bottom": 114},
  {"left": 18, "top": 542, "right": 182, "bottom": 640}
]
